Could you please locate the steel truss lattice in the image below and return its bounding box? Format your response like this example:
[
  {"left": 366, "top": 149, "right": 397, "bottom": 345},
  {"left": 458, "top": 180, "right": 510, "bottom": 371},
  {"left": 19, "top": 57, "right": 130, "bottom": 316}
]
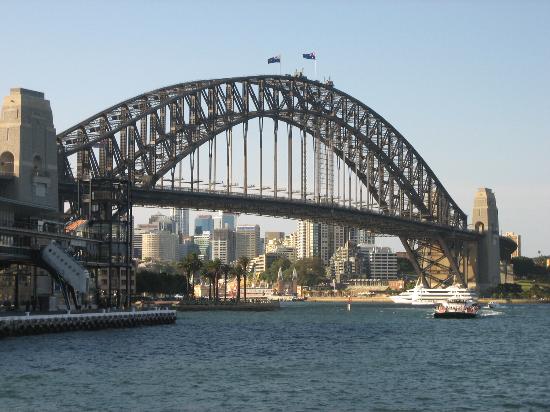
[{"left": 57, "top": 75, "right": 479, "bottom": 284}]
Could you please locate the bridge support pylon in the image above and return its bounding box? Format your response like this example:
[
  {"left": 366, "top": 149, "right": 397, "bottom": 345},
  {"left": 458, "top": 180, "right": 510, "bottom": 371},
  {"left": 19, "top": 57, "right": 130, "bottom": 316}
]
[
  {"left": 400, "top": 236, "right": 468, "bottom": 288},
  {"left": 469, "top": 188, "right": 501, "bottom": 291}
]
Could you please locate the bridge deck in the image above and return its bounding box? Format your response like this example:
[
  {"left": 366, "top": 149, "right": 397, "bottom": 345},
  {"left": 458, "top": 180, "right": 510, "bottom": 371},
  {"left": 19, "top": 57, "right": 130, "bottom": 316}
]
[{"left": 129, "top": 186, "right": 479, "bottom": 240}]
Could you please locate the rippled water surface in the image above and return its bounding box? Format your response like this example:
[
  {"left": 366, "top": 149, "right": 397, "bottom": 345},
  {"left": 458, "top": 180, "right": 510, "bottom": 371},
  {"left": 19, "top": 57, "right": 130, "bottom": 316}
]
[{"left": 1, "top": 303, "right": 549, "bottom": 411}]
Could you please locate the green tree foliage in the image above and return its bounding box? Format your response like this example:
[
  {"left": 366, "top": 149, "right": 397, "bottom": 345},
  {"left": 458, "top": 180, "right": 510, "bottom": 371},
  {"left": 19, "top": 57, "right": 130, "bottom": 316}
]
[
  {"left": 136, "top": 270, "right": 187, "bottom": 296},
  {"left": 524, "top": 284, "right": 550, "bottom": 299},
  {"left": 141, "top": 261, "right": 179, "bottom": 275},
  {"left": 202, "top": 259, "right": 222, "bottom": 300},
  {"left": 261, "top": 257, "right": 327, "bottom": 286},
  {"left": 397, "top": 257, "right": 414, "bottom": 275},
  {"left": 220, "top": 263, "right": 231, "bottom": 301},
  {"left": 177, "top": 252, "right": 203, "bottom": 297},
  {"left": 237, "top": 256, "right": 251, "bottom": 301},
  {"left": 512, "top": 256, "right": 549, "bottom": 281},
  {"left": 260, "top": 257, "right": 292, "bottom": 283},
  {"left": 491, "top": 283, "right": 523, "bottom": 299},
  {"left": 293, "top": 257, "right": 327, "bottom": 286}
]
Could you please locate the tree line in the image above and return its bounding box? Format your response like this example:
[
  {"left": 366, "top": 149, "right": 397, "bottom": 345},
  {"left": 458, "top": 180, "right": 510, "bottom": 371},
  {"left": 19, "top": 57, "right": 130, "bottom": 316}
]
[
  {"left": 136, "top": 253, "right": 253, "bottom": 302},
  {"left": 136, "top": 254, "right": 332, "bottom": 297}
]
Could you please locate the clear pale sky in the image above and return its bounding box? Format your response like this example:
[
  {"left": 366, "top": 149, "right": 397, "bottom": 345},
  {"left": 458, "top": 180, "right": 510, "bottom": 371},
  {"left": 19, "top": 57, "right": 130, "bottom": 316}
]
[{"left": 1, "top": 0, "right": 548, "bottom": 256}]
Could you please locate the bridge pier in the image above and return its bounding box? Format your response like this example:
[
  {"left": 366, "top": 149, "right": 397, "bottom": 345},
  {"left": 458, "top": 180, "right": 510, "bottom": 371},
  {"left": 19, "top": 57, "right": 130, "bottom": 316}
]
[
  {"left": 400, "top": 188, "right": 504, "bottom": 292},
  {"left": 400, "top": 236, "right": 467, "bottom": 287}
]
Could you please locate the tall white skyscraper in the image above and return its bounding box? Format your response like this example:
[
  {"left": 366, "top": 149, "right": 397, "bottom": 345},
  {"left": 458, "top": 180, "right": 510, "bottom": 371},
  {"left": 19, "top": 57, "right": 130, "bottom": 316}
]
[
  {"left": 172, "top": 208, "right": 189, "bottom": 236},
  {"left": 296, "top": 220, "right": 345, "bottom": 264},
  {"left": 212, "top": 228, "right": 236, "bottom": 264}
]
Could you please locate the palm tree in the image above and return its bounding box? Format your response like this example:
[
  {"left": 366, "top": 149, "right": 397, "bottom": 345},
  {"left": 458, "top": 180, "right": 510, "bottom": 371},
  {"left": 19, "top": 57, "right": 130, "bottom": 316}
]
[
  {"left": 232, "top": 263, "right": 242, "bottom": 303},
  {"left": 209, "top": 259, "right": 222, "bottom": 302},
  {"left": 200, "top": 264, "right": 213, "bottom": 301},
  {"left": 220, "top": 263, "right": 231, "bottom": 302},
  {"left": 202, "top": 259, "right": 222, "bottom": 302},
  {"left": 237, "top": 256, "right": 251, "bottom": 303},
  {"left": 177, "top": 253, "right": 202, "bottom": 299}
]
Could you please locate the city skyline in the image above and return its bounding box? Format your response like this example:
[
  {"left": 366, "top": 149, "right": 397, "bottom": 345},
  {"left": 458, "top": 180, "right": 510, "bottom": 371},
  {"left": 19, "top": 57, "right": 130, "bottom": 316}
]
[{"left": 1, "top": 0, "right": 548, "bottom": 255}]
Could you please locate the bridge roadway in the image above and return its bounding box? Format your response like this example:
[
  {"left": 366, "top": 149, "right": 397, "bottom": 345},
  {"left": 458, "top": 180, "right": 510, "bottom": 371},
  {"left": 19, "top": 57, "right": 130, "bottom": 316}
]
[{"left": 60, "top": 182, "right": 480, "bottom": 241}]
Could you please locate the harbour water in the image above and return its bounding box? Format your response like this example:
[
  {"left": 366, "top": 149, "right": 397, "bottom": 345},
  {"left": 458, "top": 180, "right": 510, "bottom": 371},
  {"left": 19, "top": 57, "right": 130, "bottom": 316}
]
[{"left": 1, "top": 303, "right": 549, "bottom": 411}]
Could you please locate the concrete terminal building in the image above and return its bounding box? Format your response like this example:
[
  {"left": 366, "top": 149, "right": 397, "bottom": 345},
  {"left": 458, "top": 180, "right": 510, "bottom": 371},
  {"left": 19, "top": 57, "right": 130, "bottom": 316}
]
[
  {"left": 0, "top": 89, "right": 60, "bottom": 309},
  {"left": 0, "top": 88, "right": 135, "bottom": 310}
]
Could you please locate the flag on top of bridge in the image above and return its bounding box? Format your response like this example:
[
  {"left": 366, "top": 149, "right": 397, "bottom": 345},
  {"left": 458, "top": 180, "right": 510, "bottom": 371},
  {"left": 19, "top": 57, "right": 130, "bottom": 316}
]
[
  {"left": 268, "top": 55, "right": 281, "bottom": 64},
  {"left": 302, "top": 52, "right": 315, "bottom": 60}
]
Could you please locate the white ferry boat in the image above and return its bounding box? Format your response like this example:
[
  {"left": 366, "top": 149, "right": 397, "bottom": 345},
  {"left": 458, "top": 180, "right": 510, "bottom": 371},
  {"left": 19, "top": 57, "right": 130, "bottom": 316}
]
[
  {"left": 391, "top": 276, "right": 478, "bottom": 305},
  {"left": 434, "top": 298, "right": 479, "bottom": 319}
]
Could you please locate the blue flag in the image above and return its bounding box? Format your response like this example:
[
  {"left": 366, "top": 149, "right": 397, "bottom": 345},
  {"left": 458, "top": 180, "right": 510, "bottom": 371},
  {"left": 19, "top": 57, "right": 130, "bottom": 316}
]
[
  {"left": 268, "top": 55, "right": 281, "bottom": 64},
  {"left": 302, "top": 52, "right": 316, "bottom": 60}
]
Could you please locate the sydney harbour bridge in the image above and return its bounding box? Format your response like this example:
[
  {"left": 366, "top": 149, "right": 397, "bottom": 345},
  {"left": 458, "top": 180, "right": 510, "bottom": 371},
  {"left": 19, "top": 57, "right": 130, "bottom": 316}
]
[{"left": 54, "top": 74, "right": 513, "bottom": 298}]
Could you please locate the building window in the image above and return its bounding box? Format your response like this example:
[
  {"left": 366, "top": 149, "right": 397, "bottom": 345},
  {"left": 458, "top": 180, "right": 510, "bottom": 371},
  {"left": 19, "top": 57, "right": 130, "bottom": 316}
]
[
  {"left": 32, "top": 155, "right": 43, "bottom": 174},
  {"left": 0, "top": 151, "right": 14, "bottom": 175},
  {"left": 34, "top": 183, "right": 47, "bottom": 197},
  {"left": 475, "top": 222, "right": 485, "bottom": 233}
]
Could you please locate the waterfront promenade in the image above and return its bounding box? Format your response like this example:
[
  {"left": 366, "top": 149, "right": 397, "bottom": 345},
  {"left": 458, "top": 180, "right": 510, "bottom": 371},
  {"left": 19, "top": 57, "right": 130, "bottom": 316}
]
[{"left": 0, "top": 309, "right": 176, "bottom": 337}]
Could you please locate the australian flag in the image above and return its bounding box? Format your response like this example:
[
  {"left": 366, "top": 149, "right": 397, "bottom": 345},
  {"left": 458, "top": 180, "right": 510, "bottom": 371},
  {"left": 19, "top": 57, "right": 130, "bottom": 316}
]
[
  {"left": 302, "top": 52, "right": 316, "bottom": 60},
  {"left": 268, "top": 55, "right": 281, "bottom": 64}
]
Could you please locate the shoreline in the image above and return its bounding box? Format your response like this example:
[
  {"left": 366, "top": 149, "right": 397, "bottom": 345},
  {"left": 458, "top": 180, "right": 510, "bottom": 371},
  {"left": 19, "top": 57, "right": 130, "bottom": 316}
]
[{"left": 306, "top": 296, "right": 548, "bottom": 304}]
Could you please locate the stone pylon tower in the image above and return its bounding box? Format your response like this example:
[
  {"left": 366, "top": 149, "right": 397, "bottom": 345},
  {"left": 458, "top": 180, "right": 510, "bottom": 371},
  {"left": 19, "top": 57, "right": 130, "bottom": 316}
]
[
  {"left": 471, "top": 188, "right": 500, "bottom": 290},
  {"left": 0, "top": 88, "right": 58, "bottom": 211}
]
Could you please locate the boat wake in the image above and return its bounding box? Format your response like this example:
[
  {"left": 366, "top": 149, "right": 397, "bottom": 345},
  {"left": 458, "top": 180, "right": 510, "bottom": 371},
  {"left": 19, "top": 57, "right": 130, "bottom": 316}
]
[{"left": 479, "top": 310, "right": 504, "bottom": 317}]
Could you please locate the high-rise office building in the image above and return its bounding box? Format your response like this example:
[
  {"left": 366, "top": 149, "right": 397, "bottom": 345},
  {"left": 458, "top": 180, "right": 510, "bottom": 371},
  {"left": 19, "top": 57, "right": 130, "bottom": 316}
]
[
  {"left": 213, "top": 211, "right": 236, "bottom": 231},
  {"left": 329, "top": 241, "right": 369, "bottom": 283},
  {"left": 236, "top": 224, "right": 261, "bottom": 259},
  {"left": 212, "top": 228, "right": 236, "bottom": 264},
  {"left": 366, "top": 246, "right": 397, "bottom": 279},
  {"left": 142, "top": 231, "right": 178, "bottom": 262},
  {"left": 133, "top": 223, "right": 161, "bottom": 259},
  {"left": 349, "top": 228, "right": 375, "bottom": 246},
  {"left": 194, "top": 214, "right": 213, "bottom": 235},
  {"left": 265, "top": 232, "right": 285, "bottom": 243},
  {"left": 178, "top": 237, "right": 200, "bottom": 260},
  {"left": 172, "top": 208, "right": 189, "bottom": 236},
  {"left": 149, "top": 214, "right": 175, "bottom": 233},
  {"left": 133, "top": 225, "right": 149, "bottom": 259},
  {"left": 193, "top": 231, "right": 212, "bottom": 260},
  {"left": 283, "top": 232, "right": 298, "bottom": 250},
  {"left": 296, "top": 220, "right": 344, "bottom": 264}
]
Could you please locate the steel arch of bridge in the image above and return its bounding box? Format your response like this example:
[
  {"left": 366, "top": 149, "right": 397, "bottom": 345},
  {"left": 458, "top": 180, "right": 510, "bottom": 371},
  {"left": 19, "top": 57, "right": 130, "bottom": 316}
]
[{"left": 57, "top": 75, "right": 477, "bottom": 285}]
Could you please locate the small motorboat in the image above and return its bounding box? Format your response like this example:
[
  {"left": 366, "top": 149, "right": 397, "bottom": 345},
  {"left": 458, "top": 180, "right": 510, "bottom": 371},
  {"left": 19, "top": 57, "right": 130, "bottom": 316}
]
[
  {"left": 486, "top": 301, "right": 501, "bottom": 309},
  {"left": 434, "top": 298, "right": 479, "bottom": 319}
]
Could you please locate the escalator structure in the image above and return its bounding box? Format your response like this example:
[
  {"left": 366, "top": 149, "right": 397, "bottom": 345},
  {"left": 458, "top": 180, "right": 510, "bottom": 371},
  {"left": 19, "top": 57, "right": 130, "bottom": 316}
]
[{"left": 40, "top": 241, "right": 90, "bottom": 311}]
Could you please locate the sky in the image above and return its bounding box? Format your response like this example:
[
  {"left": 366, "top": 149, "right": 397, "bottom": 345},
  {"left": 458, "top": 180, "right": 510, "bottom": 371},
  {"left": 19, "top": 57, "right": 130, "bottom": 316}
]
[{"left": 1, "top": 0, "right": 549, "bottom": 256}]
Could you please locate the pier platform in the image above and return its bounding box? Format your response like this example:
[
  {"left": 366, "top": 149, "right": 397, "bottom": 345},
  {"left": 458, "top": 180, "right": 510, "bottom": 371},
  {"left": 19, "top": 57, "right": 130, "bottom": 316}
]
[{"left": 0, "top": 309, "right": 176, "bottom": 338}]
